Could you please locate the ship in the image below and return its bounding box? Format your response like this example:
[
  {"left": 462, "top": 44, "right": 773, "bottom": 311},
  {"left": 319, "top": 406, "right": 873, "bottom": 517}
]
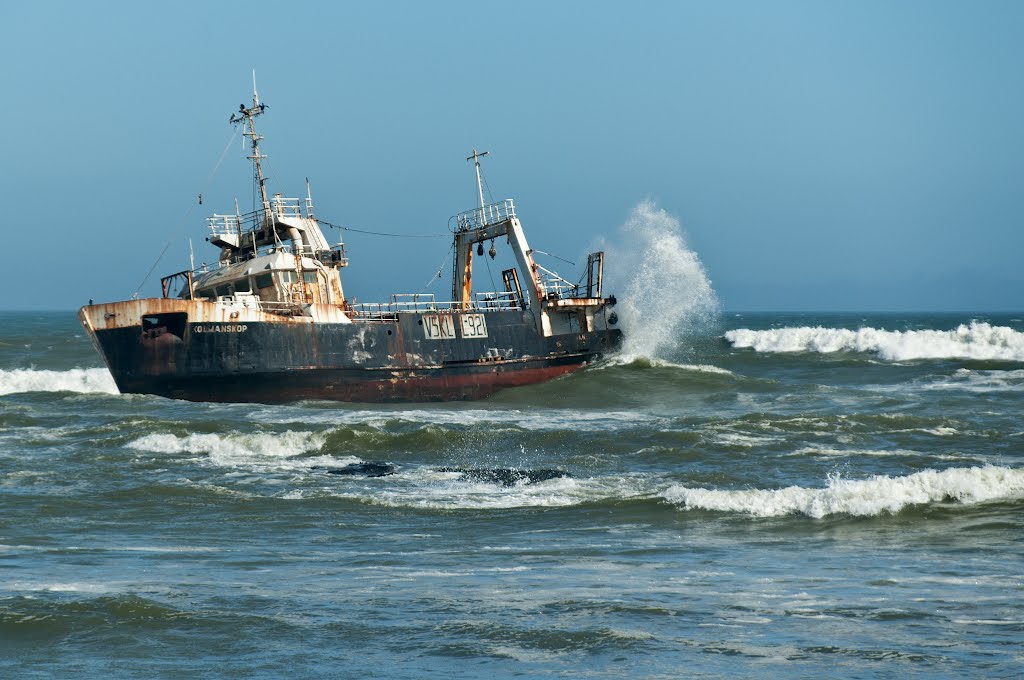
[{"left": 78, "top": 85, "right": 623, "bottom": 403}]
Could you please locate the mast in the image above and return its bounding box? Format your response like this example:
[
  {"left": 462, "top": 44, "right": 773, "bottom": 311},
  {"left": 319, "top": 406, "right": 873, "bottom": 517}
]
[
  {"left": 453, "top": 149, "right": 490, "bottom": 305},
  {"left": 305, "top": 177, "right": 315, "bottom": 219},
  {"left": 230, "top": 73, "right": 271, "bottom": 215},
  {"left": 468, "top": 149, "right": 489, "bottom": 220}
]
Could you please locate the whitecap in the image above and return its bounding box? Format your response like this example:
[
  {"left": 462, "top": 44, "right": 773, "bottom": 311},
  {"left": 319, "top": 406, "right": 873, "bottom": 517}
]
[
  {"left": 597, "top": 356, "right": 734, "bottom": 375},
  {"left": 711, "top": 432, "right": 782, "bottom": 448},
  {"left": 784, "top": 446, "right": 924, "bottom": 458},
  {"left": 251, "top": 407, "right": 660, "bottom": 432},
  {"left": 921, "top": 368, "right": 1024, "bottom": 393},
  {"left": 9, "top": 581, "right": 116, "bottom": 593},
  {"left": 126, "top": 431, "right": 354, "bottom": 471},
  {"left": 335, "top": 470, "right": 654, "bottom": 510},
  {"left": 724, "top": 322, "right": 1024, "bottom": 362},
  {"left": 0, "top": 367, "right": 117, "bottom": 396},
  {"left": 664, "top": 465, "right": 1024, "bottom": 518}
]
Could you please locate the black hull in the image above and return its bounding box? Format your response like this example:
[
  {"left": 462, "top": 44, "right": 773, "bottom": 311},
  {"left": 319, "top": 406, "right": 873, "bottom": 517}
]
[
  {"left": 84, "top": 307, "right": 623, "bottom": 403},
  {"left": 111, "top": 356, "right": 597, "bottom": 403}
]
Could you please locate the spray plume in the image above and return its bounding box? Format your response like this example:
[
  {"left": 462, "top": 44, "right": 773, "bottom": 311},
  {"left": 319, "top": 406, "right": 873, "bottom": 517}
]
[{"left": 604, "top": 200, "right": 718, "bottom": 361}]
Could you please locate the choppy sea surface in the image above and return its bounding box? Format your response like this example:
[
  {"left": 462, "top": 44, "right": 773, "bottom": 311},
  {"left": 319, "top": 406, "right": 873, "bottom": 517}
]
[{"left": 2, "top": 310, "right": 1023, "bottom": 678}]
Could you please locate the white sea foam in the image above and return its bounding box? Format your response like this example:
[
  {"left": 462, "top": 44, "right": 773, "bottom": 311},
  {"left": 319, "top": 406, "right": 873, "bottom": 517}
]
[
  {"left": 921, "top": 368, "right": 1024, "bottom": 393},
  {"left": 598, "top": 356, "right": 734, "bottom": 375},
  {"left": 604, "top": 200, "right": 718, "bottom": 360},
  {"left": 784, "top": 446, "right": 926, "bottom": 459},
  {"left": 786, "top": 446, "right": 985, "bottom": 464},
  {"left": 9, "top": 581, "right": 117, "bottom": 594},
  {"left": 126, "top": 431, "right": 350, "bottom": 470},
  {"left": 250, "top": 406, "right": 661, "bottom": 432},
  {"left": 725, "top": 322, "right": 1024, "bottom": 362},
  {"left": 325, "top": 470, "right": 655, "bottom": 510},
  {"left": 711, "top": 432, "right": 782, "bottom": 448},
  {"left": 0, "top": 367, "right": 117, "bottom": 396},
  {"left": 664, "top": 465, "right": 1024, "bottom": 518}
]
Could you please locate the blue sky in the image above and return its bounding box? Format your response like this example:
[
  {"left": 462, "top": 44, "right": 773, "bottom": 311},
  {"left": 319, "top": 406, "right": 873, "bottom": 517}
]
[{"left": 3, "top": 1, "right": 1022, "bottom": 311}]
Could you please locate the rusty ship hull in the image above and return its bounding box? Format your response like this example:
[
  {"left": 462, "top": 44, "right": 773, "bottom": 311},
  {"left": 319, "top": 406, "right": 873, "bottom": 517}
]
[
  {"left": 80, "top": 299, "right": 622, "bottom": 403},
  {"left": 81, "top": 86, "right": 623, "bottom": 404}
]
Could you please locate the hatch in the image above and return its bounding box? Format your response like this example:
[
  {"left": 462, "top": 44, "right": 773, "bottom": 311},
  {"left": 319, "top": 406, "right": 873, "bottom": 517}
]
[{"left": 142, "top": 312, "right": 187, "bottom": 340}]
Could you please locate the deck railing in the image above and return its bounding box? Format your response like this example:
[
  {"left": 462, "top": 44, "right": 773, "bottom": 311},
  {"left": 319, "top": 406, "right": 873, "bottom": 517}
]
[
  {"left": 455, "top": 199, "right": 516, "bottom": 232},
  {"left": 206, "top": 196, "right": 311, "bottom": 244},
  {"left": 534, "top": 263, "right": 579, "bottom": 298},
  {"left": 347, "top": 291, "right": 520, "bottom": 320}
]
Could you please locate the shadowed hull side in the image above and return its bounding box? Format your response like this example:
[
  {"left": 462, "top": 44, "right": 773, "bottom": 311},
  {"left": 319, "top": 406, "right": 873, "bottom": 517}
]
[
  {"left": 109, "top": 356, "right": 595, "bottom": 403},
  {"left": 81, "top": 303, "right": 623, "bottom": 403}
]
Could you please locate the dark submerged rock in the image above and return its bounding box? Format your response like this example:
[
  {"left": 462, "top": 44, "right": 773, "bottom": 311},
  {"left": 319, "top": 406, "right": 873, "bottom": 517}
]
[
  {"left": 436, "top": 467, "right": 571, "bottom": 487},
  {"left": 312, "top": 462, "right": 397, "bottom": 477}
]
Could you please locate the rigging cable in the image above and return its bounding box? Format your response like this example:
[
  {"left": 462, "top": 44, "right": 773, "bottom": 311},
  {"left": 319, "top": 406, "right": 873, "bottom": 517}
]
[
  {"left": 315, "top": 218, "right": 447, "bottom": 239},
  {"left": 483, "top": 246, "right": 499, "bottom": 295},
  {"left": 482, "top": 171, "right": 495, "bottom": 205},
  {"left": 531, "top": 248, "right": 576, "bottom": 266},
  {"left": 419, "top": 244, "right": 454, "bottom": 294},
  {"left": 133, "top": 127, "right": 241, "bottom": 297}
]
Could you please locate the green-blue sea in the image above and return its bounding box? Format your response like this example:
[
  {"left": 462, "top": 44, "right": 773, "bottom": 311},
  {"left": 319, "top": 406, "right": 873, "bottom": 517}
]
[{"left": 2, "top": 310, "right": 1023, "bottom": 678}]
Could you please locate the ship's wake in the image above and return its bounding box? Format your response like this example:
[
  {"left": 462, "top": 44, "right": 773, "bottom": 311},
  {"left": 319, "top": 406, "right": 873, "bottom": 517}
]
[{"left": 603, "top": 200, "right": 719, "bottom": 363}]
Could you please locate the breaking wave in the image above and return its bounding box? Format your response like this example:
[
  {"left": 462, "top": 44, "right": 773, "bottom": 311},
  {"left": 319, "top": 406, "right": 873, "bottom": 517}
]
[
  {"left": 665, "top": 465, "right": 1024, "bottom": 518},
  {"left": 921, "top": 368, "right": 1024, "bottom": 393},
  {"left": 725, "top": 322, "right": 1024, "bottom": 362},
  {"left": 123, "top": 432, "right": 1024, "bottom": 518},
  {"left": 126, "top": 431, "right": 355, "bottom": 470},
  {"left": 257, "top": 407, "right": 661, "bottom": 432},
  {"left": 597, "top": 356, "right": 734, "bottom": 375},
  {"left": 605, "top": 200, "right": 718, "bottom": 360},
  {"left": 0, "top": 368, "right": 117, "bottom": 396},
  {"left": 333, "top": 471, "right": 636, "bottom": 510}
]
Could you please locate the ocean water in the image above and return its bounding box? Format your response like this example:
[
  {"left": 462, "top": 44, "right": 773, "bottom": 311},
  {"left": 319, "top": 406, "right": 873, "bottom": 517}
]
[{"left": 1, "top": 309, "right": 1023, "bottom": 678}]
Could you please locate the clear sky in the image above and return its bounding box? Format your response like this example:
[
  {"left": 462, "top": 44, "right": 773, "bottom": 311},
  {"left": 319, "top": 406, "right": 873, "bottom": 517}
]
[{"left": 3, "top": 0, "right": 1022, "bottom": 311}]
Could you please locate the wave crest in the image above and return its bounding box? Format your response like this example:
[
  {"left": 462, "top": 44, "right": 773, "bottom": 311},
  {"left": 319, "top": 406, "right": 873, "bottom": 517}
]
[
  {"left": 725, "top": 322, "right": 1024, "bottom": 361},
  {"left": 664, "top": 465, "right": 1024, "bottom": 518},
  {"left": 126, "top": 431, "right": 344, "bottom": 470},
  {"left": 598, "top": 356, "right": 734, "bottom": 375},
  {"left": 0, "top": 368, "right": 117, "bottom": 396}
]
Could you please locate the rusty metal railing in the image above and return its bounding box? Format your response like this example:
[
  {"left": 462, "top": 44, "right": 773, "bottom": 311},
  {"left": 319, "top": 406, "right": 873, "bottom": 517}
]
[
  {"left": 207, "top": 213, "right": 243, "bottom": 244},
  {"left": 534, "top": 263, "right": 579, "bottom": 298},
  {"left": 207, "top": 196, "right": 312, "bottom": 243},
  {"left": 473, "top": 291, "right": 521, "bottom": 310},
  {"left": 347, "top": 291, "right": 519, "bottom": 319},
  {"left": 455, "top": 199, "right": 516, "bottom": 232}
]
